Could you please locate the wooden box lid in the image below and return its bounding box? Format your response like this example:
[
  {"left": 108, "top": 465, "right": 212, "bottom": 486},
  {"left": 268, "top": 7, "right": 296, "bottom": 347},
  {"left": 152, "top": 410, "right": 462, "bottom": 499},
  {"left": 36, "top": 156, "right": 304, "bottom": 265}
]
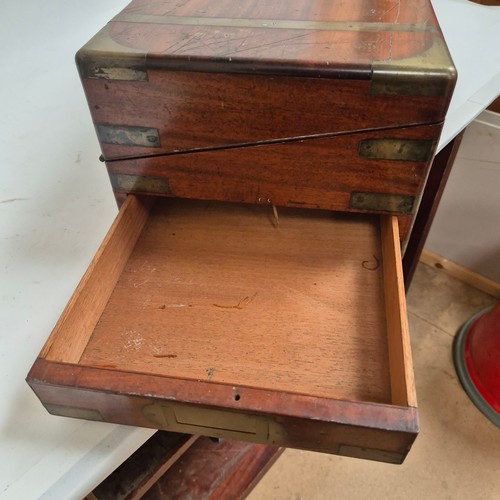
[
  {"left": 77, "top": 0, "right": 456, "bottom": 158},
  {"left": 78, "top": 0, "right": 455, "bottom": 89}
]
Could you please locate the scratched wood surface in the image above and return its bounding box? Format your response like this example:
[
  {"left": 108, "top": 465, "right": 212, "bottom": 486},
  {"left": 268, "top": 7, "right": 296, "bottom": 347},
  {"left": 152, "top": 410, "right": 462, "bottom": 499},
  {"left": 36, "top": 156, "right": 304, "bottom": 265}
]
[
  {"left": 41, "top": 196, "right": 152, "bottom": 364},
  {"left": 112, "top": 0, "right": 438, "bottom": 68},
  {"left": 79, "top": 197, "right": 391, "bottom": 404},
  {"left": 142, "top": 437, "right": 282, "bottom": 500},
  {"left": 89, "top": 432, "right": 198, "bottom": 500}
]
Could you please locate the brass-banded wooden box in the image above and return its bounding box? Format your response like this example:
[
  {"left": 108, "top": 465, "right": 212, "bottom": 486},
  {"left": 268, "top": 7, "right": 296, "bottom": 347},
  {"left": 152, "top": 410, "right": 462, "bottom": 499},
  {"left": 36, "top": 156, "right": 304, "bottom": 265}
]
[
  {"left": 74, "top": 0, "right": 456, "bottom": 242},
  {"left": 28, "top": 0, "right": 456, "bottom": 463}
]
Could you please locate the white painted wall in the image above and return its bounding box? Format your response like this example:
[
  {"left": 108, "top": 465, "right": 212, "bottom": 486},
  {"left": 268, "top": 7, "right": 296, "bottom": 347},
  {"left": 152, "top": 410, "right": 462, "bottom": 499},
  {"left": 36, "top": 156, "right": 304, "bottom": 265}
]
[{"left": 426, "top": 110, "right": 500, "bottom": 283}]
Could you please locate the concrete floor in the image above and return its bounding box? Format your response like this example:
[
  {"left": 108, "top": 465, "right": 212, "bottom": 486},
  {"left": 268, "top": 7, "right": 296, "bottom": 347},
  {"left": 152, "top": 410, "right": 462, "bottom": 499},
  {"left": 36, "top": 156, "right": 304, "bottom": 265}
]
[{"left": 248, "top": 263, "right": 499, "bottom": 500}]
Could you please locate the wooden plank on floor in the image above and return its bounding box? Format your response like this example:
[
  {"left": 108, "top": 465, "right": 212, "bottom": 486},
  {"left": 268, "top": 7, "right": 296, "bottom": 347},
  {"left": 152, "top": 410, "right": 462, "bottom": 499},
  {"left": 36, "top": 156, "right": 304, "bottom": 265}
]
[{"left": 421, "top": 249, "right": 500, "bottom": 299}]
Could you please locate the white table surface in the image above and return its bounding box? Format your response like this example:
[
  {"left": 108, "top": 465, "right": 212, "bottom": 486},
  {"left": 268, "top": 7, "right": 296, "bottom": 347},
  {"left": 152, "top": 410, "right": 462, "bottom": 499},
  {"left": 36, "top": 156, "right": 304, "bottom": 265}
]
[{"left": 0, "top": 1, "right": 499, "bottom": 498}]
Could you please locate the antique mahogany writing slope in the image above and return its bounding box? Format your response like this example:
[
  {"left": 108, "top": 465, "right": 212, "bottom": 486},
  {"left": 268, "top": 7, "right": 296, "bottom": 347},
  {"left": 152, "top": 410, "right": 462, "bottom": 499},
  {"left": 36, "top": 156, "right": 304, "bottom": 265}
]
[{"left": 28, "top": 0, "right": 455, "bottom": 464}]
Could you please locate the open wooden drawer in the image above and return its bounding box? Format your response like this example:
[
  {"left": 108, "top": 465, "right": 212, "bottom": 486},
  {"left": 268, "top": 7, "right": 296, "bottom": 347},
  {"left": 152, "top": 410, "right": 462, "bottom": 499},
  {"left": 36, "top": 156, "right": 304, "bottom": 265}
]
[{"left": 27, "top": 195, "right": 417, "bottom": 464}]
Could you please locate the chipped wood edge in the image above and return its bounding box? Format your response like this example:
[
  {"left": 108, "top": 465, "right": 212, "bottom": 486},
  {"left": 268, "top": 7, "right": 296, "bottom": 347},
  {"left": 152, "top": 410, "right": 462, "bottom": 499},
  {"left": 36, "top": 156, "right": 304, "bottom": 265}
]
[
  {"left": 421, "top": 249, "right": 500, "bottom": 299},
  {"left": 381, "top": 216, "right": 417, "bottom": 408},
  {"left": 40, "top": 195, "right": 153, "bottom": 363}
]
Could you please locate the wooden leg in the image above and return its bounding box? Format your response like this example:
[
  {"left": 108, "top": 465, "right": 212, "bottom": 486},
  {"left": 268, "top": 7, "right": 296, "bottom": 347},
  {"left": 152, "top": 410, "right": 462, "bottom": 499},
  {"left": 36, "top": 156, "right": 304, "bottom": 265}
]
[
  {"left": 87, "top": 431, "right": 282, "bottom": 499},
  {"left": 143, "top": 438, "right": 282, "bottom": 499},
  {"left": 403, "top": 131, "right": 465, "bottom": 290},
  {"left": 87, "top": 432, "right": 198, "bottom": 499}
]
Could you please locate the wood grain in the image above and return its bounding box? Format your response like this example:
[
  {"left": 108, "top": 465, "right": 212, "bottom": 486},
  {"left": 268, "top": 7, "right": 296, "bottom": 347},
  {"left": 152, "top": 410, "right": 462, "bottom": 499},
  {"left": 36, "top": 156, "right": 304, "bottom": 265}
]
[
  {"left": 402, "top": 132, "right": 464, "bottom": 288},
  {"left": 80, "top": 198, "right": 391, "bottom": 403},
  {"left": 85, "top": 73, "right": 448, "bottom": 161},
  {"left": 107, "top": 0, "right": 441, "bottom": 76},
  {"left": 28, "top": 358, "right": 418, "bottom": 461},
  {"left": 142, "top": 437, "right": 282, "bottom": 500},
  {"left": 41, "top": 196, "right": 152, "bottom": 363},
  {"left": 381, "top": 216, "right": 416, "bottom": 407},
  {"left": 76, "top": 0, "right": 454, "bottom": 251},
  {"left": 106, "top": 123, "right": 442, "bottom": 242},
  {"left": 90, "top": 432, "right": 198, "bottom": 500},
  {"left": 121, "top": 0, "right": 434, "bottom": 24},
  {"left": 27, "top": 0, "right": 452, "bottom": 478},
  {"left": 487, "top": 96, "right": 500, "bottom": 114},
  {"left": 28, "top": 195, "right": 418, "bottom": 461},
  {"left": 468, "top": 0, "right": 500, "bottom": 4},
  {"left": 421, "top": 250, "right": 500, "bottom": 299}
]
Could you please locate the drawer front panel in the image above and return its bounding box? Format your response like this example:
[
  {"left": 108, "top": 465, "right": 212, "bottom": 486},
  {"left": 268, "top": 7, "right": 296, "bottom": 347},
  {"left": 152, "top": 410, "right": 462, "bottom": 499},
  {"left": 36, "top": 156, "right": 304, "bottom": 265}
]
[
  {"left": 105, "top": 124, "right": 441, "bottom": 241},
  {"left": 28, "top": 364, "right": 417, "bottom": 465}
]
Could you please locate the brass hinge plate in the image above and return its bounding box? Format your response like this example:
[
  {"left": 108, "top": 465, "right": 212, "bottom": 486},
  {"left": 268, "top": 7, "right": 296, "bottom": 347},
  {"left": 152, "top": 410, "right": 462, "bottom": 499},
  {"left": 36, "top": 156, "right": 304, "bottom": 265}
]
[
  {"left": 96, "top": 124, "right": 161, "bottom": 148},
  {"left": 350, "top": 192, "right": 415, "bottom": 214},
  {"left": 358, "top": 139, "right": 435, "bottom": 162},
  {"left": 109, "top": 173, "right": 170, "bottom": 195}
]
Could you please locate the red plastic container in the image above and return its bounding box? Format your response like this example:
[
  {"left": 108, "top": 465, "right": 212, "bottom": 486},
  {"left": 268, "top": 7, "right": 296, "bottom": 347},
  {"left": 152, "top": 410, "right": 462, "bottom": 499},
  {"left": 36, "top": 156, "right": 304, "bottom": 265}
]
[{"left": 454, "top": 304, "right": 500, "bottom": 426}]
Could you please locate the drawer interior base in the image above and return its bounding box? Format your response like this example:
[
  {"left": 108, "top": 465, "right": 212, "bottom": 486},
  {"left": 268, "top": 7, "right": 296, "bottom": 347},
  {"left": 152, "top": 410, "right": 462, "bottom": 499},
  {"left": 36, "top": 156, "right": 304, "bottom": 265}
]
[{"left": 81, "top": 198, "right": 390, "bottom": 404}]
